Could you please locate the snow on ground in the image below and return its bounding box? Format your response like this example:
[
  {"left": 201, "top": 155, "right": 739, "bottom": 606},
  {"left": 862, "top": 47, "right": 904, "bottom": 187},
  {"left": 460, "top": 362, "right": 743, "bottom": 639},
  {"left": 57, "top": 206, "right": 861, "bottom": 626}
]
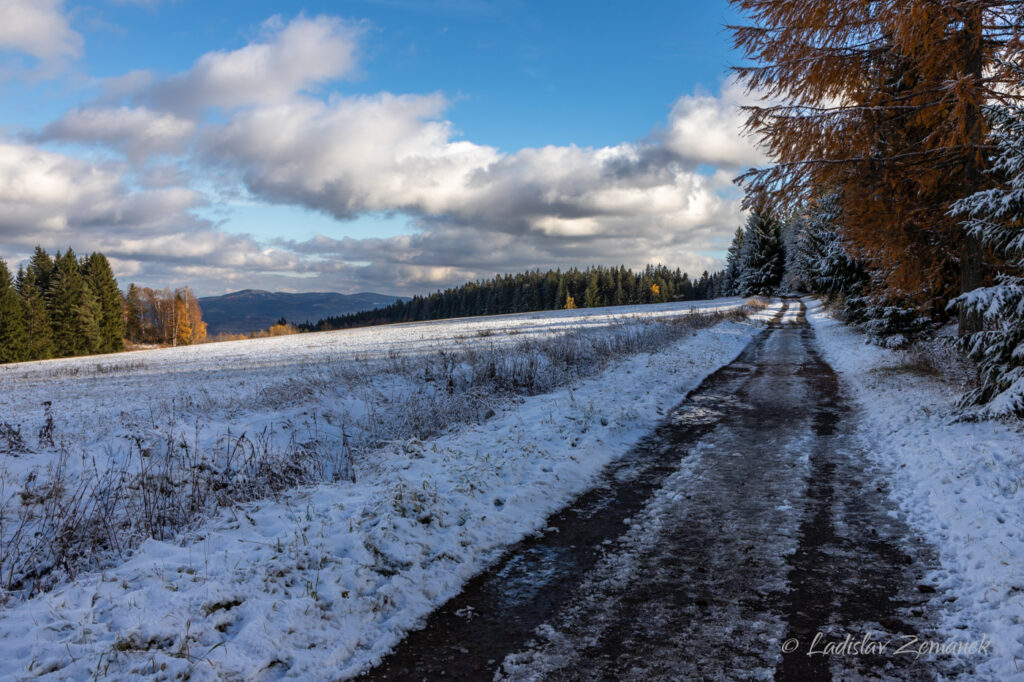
[
  {"left": 745, "top": 298, "right": 783, "bottom": 323},
  {"left": 0, "top": 302, "right": 764, "bottom": 680},
  {"left": 806, "top": 298, "right": 1024, "bottom": 681},
  {"left": 0, "top": 297, "right": 744, "bottom": 480},
  {"left": 0, "top": 298, "right": 746, "bottom": 385},
  {"left": 0, "top": 297, "right": 747, "bottom": 597}
]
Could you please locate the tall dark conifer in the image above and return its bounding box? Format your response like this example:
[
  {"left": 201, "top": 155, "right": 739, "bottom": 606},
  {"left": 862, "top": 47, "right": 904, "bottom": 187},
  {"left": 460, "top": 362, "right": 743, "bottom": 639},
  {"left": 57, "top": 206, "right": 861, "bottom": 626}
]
[
  {"left": 950, "top": 79, "right": 1024, "bottom": 417},
  {"left": 15, "top": 266, "right": 54, "bottom": 360},
  {"left": 723, "top": 227, "right": 745, "bottom": 295},
  {"left": 124, "top": 283, "right": 143, "bottom": 343},
  {"left": 738, "top": 211, "right": 785, "bottom": 296},
  {"left": 49, "top": 249, "right": 92, "bottom": 356},
  {"left": 583, "top": 270, "right": 601, "bottom": 308},
  {"left": 0, "top": 260, "right": 29, "bottom": 363},
  {"left": 79, "top": 281, "right": 102, "bottom": 354},
  {"left": 83, "top": 252, "right": 125, "bottom": 353},
  {"left": 28, "top": 246, "right": 54, "bottom": 299}
]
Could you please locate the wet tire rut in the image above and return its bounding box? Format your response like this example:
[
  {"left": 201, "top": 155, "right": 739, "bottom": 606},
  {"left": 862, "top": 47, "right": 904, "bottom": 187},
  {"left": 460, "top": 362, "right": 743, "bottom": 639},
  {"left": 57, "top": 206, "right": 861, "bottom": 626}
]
[{"left": 363, "top": 300, "right": 965, "bottom": 681}]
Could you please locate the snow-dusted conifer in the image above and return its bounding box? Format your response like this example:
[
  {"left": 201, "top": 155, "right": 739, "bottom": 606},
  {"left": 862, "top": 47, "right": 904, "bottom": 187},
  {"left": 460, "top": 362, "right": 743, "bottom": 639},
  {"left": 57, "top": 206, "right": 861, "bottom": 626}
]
[
  {"left": 794, "top": 193, "right": 866, "bottom": 300},
  {"left": 723, "top": 227, "right": 745, "bottom": 295},
  {"left": 950, "top": 69, "right": 1024, "bottom": 418},
  {"left": 737, "top": 210, "right": 785, "bottom": 296}
]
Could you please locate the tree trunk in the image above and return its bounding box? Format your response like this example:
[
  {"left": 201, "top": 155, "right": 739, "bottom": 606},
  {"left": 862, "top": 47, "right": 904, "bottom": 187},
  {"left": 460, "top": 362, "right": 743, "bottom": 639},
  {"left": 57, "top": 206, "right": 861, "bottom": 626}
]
[
  {"left": 958, "top": 4, "right": 986, "bottom": 336},
  {"left": 959, "top": 232, "right": 984, "bottom": 334}
]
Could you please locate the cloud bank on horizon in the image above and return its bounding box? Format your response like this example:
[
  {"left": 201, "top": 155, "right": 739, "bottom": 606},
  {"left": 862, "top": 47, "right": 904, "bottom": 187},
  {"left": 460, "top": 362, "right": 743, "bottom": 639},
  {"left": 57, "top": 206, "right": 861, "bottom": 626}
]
[{"left": 0, "top": 1, "right": 763, "bottom": 296}]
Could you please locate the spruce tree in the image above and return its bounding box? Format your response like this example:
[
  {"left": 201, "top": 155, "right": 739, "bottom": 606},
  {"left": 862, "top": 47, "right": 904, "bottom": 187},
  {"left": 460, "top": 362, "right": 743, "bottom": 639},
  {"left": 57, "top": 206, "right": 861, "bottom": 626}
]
[
  {"left": 793, "top": 193, "right": 867, "bottom": 300},
  {"left": 613, "top": 279, "right": 626, "bottom": 306},
  {"left": 49, "top": 249, "right": 92, "bottom": 356},
  {"left": 124, "top": 283, "right": 143, "bottom": 343},
  {"left": 737, "top": 211, "right": 785, "bottom": 296},
  {"left": 655, "top": 277, "right": 669, "bottom": 302},
  {"left": 83, "top": 252, "right": 125, "bottom": 353},
  {"left": 680, "top": 273, "right": 693, "bottom": 300},
  {"left": 950, "top": 77, "right": 1024, "bottom": 418},
  {"left": 555, "top": 278, "right": 568, "bottom": 309},
  {"left": 583, "top": 271, "right": 601, "bottom": 308},
  {"left": 28, "top": 246, "right": 54, "bottom": 299},
  {"left": 78, "top": 282, "right": 102, "bottom": 354},
  {"left": 0, "top": 260, "right": 29, "bottom": 363},
  {"left": 781, "top": 215, "right": 803, "bottom": 292},
  {"left": 15, "top": 266, "right": 54, "bottom": 360},
  {"left": 723, "top": 227, "right": 745, "bottom": 295}
]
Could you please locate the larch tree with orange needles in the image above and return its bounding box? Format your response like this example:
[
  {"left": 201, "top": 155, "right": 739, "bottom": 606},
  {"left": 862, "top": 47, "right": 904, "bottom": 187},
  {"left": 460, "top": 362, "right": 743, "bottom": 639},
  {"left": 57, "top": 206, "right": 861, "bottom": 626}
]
[
  {"left": 729, "top": 0, "right": 1023, "bottom": 329},
  {"left": 173, "top": 294, "right": 192, "bottom": 346}
]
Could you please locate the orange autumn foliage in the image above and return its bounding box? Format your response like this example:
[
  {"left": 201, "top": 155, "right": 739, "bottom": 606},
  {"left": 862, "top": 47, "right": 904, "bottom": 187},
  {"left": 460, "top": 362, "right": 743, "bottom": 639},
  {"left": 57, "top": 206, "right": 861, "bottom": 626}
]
[{"left": 730, "top": 0, "right": 1022, "bottom": 318}]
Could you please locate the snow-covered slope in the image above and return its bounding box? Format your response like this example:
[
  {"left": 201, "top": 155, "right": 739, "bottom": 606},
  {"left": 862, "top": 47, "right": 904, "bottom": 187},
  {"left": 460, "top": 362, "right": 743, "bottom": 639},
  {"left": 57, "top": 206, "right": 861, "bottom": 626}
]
[{"left": 806, "top": 298, "right": 1024, "bottom": 680}]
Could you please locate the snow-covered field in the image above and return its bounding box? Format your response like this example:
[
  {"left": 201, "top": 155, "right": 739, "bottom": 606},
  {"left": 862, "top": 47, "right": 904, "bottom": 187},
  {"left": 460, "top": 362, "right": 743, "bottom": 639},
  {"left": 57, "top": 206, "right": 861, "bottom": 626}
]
[
  {"left": 807, "top": 298, "right": 1024, "bottom": 680},
  {"left": 0, "top": 298, "right": 746, "bottom": 387},
  {"left": 0, "top": 298, "right": 746, "bottom": 488},
  {"left": 0, "top": 298, "right": 760, "bottom": 679}
]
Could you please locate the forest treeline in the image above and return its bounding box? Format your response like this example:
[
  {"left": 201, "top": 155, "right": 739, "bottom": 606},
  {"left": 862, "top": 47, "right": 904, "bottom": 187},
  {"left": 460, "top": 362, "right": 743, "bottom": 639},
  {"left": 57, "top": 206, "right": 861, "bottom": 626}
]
[
  {"left": 727, "top": 0, "right": 1023, "bottom": 417},
  {"left": 2, "top": 254, "right": 727, "bottom": 363},
  {"left": 300, "top": 265, "right": 726, "bottom": 331},
  {"left": 0, "top": 246, "right": 207, "bottom": 364}
]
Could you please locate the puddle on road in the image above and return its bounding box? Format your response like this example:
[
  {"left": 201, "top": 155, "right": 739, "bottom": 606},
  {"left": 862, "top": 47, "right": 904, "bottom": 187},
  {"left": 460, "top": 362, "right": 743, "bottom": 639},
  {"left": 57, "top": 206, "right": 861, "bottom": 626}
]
[{"left": 494, "top": 546, "right": 572, "bottom": 609}]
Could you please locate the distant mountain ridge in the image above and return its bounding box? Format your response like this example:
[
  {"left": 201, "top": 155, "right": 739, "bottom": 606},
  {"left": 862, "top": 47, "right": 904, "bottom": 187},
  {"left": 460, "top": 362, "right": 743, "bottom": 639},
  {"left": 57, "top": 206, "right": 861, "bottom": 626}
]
[{"left": 198, "top": 289, "right": 407, "bottom": 335}]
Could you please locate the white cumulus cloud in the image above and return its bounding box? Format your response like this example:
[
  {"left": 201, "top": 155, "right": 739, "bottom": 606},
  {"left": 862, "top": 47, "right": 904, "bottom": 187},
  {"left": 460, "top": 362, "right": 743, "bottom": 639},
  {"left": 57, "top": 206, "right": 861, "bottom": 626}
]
[
  {"left": 661, "top": 78, "right": 766, "bottom": 169},
  {"left": 38, "top": 106, "right": 197, "bottom": 160},
  {"left": 0, "top": 0, "right": 81, "bottom": 62},
  {"left": 204, "top": 94, "right": 741, "bottom": 230},
  {"left": 148, "top": 15, "right": 363, "bottom": 113},
  {"left": 203, "top": 93, "right": 501, "bottom": 217},
  {"left": 0, "top": 142, "right": 299, "bottom": 286},
  {"left": 0, "top": 142, "right": 210, "bottom": 245}
]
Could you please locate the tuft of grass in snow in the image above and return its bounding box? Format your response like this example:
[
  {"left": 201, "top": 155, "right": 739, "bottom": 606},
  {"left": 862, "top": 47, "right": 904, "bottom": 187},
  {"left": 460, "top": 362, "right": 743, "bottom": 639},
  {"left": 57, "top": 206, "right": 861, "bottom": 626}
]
[
  {"left": 868, "top": 333, "right": 978, "bottom": 392},
  {"left": 743, "top": 296, "right": 774, "bottom": 310}
]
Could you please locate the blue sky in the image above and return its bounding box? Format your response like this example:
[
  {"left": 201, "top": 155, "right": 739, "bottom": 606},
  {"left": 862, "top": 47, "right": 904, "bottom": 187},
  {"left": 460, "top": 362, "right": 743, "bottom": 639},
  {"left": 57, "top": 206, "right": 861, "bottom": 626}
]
[{"left": 0, "top": 0, "right": 759, "bottom": 296}]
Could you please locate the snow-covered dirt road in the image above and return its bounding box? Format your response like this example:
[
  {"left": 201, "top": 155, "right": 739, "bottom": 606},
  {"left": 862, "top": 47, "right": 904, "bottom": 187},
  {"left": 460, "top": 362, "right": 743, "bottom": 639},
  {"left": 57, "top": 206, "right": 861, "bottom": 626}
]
[{"left": 367, "top": 301, "right": 967, "bottom": 681}]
